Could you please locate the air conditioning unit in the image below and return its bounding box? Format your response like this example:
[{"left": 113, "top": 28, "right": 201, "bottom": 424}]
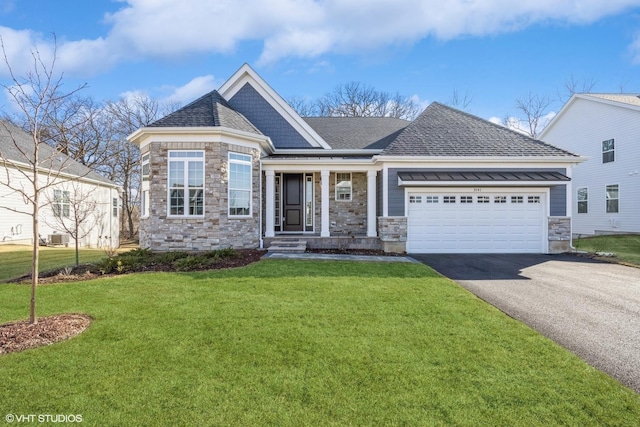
[{"left": 49, "top": 234, "right": 69, "bottom": 246}]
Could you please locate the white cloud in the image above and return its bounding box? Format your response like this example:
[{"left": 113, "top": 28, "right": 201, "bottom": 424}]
[
  {"left": 3, "top": 1, "right": 640, "bottom": 75},
  {"left": 160, "top": 75, "right": 218, "bottom": 106}
]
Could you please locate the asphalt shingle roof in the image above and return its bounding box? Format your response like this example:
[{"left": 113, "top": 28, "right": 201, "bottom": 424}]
[
  {"left": 149, "top": 90, "right": 262, "bottom": 135},
  {"left": 382, "top": 102, "right": 578, "bottom": 157},
  {"left": 0, "top": 120, "right": 116, "bottom": 186},
  {"left": 585, "top": 93, "right": 640, "bottom": 107},
  {"left": 302, "top": 117, "right": 409, "bottom": 150}
]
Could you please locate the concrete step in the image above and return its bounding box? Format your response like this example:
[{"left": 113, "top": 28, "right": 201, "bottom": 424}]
[{"left": 267, "top": 239, "right": 307, "bottom": 253}]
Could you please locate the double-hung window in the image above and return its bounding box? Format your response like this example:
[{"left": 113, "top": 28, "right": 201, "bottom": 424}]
[
  {"left": 168, "top": 151, "right": 204, "bottom": 216},
  {"left": 606, "top": 184, "right": 619, "bottom": 213},
  {"left": 335, "top": 173, "right": 352, "bottom": 201},
  {"left": 229, "top": 153, "right": 252, "bottom": 217},
  {"left": 602, "top": 139, "right": 614, "bottom": 163},
  {"left": 577, "top": 188, "right": 588, "bottom": 214},
  {"left": 53, "top": 189, "right": 70, "bottom": 218}
]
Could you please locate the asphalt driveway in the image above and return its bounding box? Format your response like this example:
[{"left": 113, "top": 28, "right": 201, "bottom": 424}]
[{"left": 412, "top": 253, "right": 640, "bottom": 393}]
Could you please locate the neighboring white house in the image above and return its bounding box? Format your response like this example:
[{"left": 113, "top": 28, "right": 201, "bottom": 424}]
[
  {"left": 0, "top": 120, "right": 121, "bottom": 248},
  {"left": 540, "top": 94, "right": 640, "bottom": 236}
]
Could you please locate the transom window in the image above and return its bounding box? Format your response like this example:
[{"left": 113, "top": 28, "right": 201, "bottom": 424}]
[
  {"left": 168, "top": 151, "right": 204, "bottom": 216},
  {"left": 229, "top": 153, "right": 252, "bottom": 217},
  {"left": 53, "top": 189, "right": 70, "bottom": 218},
  {"left": 335, "top": 173, "right": 352, "bottom": 201},
  {"left": 602, "top": 139, "right": 615, "bottom": 163},
  {"left": 606, "top": 184, "right": 619, "bottom": 213},
  {"left": 577, "top": 188, "right": 588, "bottom": 214}
]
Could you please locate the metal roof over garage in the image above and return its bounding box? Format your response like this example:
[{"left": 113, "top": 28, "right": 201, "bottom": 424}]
[{"left": 397, "top": 171, "right": 570, "bottom": 184}]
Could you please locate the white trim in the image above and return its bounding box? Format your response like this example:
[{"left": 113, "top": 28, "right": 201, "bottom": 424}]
[
  {"left": 265, "top": 170, "right": 275, "bottom": 237},
  {"left": 274, "top": 149, "right": 382, "bottom": 155},
  {"left": 398, "top": 178, "right": 570, "bottom": 187},
  {"left": 576, "top": 185, "right": 588, "bottom": 214},
  {"left": 605, "top": 183, "right": 620, "bottom": 214},
  {"left": 228, "top": 152, "right": 253, "bottom": 218},
  {"left": 382, "top": 166, "right": 389, "bottom": 216},
  {"left": 166, "top": 150, "right": 205, "bottom": 218},
  {"left": 367, "top": 170, "right": 377, "bottom": 237},
  {"left": 335, "top": 172, "right": 352, "bottom": 201},
  {"left": 218, "top": 64, "right": 331, "bottom": 150},
  {"left": 320, "top": 170, "right": 330, "bottom": 237},
  {"left": 375, "top": 156, "right": 586, "bottom": 166}
]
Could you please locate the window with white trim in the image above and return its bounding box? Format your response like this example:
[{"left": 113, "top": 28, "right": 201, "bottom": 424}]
[
  {"left": 602, "top": 139, "right": 614, "bottom": 164},
  {"left": 168, "top": 151, "right": 204, "bottom": 216},
  {"left": 335, "top": 173, "right": 352, "bottom": 201},
  {"left": 112, "top": 198, "right": 118, "bottom": 217},
  {"left": 229, "top": 152, "right": 252, "bottom": 217},
  {"left": 53, "top": 190, "right": 70, "bottom": 218},
  {"left": 606, "top": 184, "right": 619, "bottom": 213},
  {"left": 577, "top": 188, "right": 588, "bottom": 214},
  {"left": 141, "top": 153, "right": 150, "bottom": 181}
]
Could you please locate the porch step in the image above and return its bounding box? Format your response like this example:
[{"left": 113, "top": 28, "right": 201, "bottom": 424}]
[{"left": 267, "top": 238, "right": 307, "bottom": 253}]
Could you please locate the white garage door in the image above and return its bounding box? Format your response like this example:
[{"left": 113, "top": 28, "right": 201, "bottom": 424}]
[{"left": 407, "top": 191, "right": 545, "bottom": 253}]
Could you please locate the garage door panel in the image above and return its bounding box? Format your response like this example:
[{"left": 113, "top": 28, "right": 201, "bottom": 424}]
[{"left": 407, "top": 191, "right": 545, "bottom": 253}]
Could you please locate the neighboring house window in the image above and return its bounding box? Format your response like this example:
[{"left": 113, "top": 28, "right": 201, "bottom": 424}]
[
  {"left": 141, "top": 153, "right": 150, "bottom": 181},
  {"left": 228, "top": 152, "right": 252, "bottom": 217},
  {"left": 53, "top": 190, "right": 70, "bottom": 218},
  {"left": 168, "top": 151, "right": 204, "bottom": 216},
  {"left": 577, "top": 188, "right": 588, "bottom": 214},
  {"left": 602, "top": 139, "right": 615, "bottom": 163},
  {"left": 606, "top": 185, "right": 619, "bottom": 213},
  {"left": 112, "top": 198, "right": 118, "bottom": 217},
  {"left": 335, "top": 173, "right": 352, "bottom": 201}
]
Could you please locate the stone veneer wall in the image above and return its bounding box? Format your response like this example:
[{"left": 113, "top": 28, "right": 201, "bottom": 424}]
[
  {"left": 548, "top": 216, "right": 571, "bottom": 253},
  {"left": 139, "top": 141, "right": 261, "bottom": 251},
  {"left": 377, "top": 216, "right": 407, "bottom": 253},
  {"left": 328, "top": 172, "right": 367, "bottom": 236}
]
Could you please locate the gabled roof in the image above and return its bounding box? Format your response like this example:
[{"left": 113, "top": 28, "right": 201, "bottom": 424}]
[
  {"left": 382, "top": 102, "right": 578, "bottom": 158},
  {"left": 540, "top": 93, "right": 640, "bottom": 140},
  {"left": 0, "top": 120, "right": 117, "bottom": 186},
  {"left": 148, "top": 90, "right": 262, "bottom": 135},
  {"left": 302, "top": 117, "right": 409, "bottom": 150}
]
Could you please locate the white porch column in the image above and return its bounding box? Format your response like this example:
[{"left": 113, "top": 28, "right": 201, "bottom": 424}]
[
  {"left": 321, "top": 169, "right": 330, "bottom": 237},
  {"left": 265, "top": 170, "right": 275, "bottom": 238},
  {"left": 367, "top": 170, "right": 377, "bottom": 237},
  {"left": 382, "top": 166, "right": 389, "bottom": 216}
]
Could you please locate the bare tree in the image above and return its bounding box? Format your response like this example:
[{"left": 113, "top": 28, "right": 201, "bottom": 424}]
[
  {"left": 557, "top": 74, "right": 597, "bottom": 104},
  {"left": 448, "top": 88, "right": 474, "bottom": 110},
  {"left": 0, "top": 36, "right": 86, "bottom": 324},
  {"left": 102, "top": 94, "right": 165, "bottom": 239},
  {"left": 43, "top": 182, "right": 103, "bottom": 266},
  {"left": 314, "top": 82, "right": 419, "bottom": 120},
  {"left": 287, "top": 96, "right": 318, "bottom": 117},
  {"left": 513, "top": 92, "right": 553, "bottom": 138}
]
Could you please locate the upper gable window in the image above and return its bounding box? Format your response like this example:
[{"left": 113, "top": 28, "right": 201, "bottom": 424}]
[
  {"left": 602, "top": 139, "right": 614, "bottom": 163},
  {"left": 168, "top": 151, "right": 204, "bottom": 217},
  {"left": 229, "top": 152, "right": 252, "bottom": 217},
  {"left": 335, "top": 173, "right": 352, "bottom": 201}
]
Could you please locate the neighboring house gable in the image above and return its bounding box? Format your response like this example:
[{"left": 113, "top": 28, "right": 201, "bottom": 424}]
[
  {"left": 541, "top": 94, "right": 640, "bottom": 235},
  {"left": 0, "top": 120, "right": 121, "bottom": 248}
]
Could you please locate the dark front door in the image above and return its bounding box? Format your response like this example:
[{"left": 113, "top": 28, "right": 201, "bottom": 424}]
[{"left": 283, "top": 173, "right": 304, "bottom": 232}]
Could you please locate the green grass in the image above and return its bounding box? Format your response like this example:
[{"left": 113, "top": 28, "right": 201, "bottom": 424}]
[
  {"left": 1, "top": 259, "right": 639, "bottom": 426},
  {"left": 0, "top": 246, "right": 109, "bottom": 282},
  {"left": 574, "top": 234, "right": 640, "bottom": 265}
]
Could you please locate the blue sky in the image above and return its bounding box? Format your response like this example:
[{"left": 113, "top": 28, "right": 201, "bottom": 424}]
[{"left": 2, "top": 0, "right": 640, "bottom": 126}]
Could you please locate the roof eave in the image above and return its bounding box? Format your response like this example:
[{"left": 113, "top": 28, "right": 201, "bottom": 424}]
[{"left": 374, "top": 155, "right": 586, "bottom": 164}]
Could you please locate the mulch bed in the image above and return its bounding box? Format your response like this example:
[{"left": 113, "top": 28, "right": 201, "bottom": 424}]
[{"left": 0, "top": 314, "right": 92, "bottom": 355}]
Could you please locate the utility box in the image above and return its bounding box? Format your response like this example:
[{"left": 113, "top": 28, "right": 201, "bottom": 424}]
[{"left": 49, "top": 234, "right": 69, "bottom": 246}]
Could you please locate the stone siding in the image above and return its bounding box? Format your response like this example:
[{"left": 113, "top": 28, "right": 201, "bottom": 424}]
[
  {"left": 548, "top": 216, "right": 571, "bottom": 253},
  {"left": 139, "top": 141, "right": 260, "bottom": 251},
  {"left": 328, "top": 172, "right": 367, "bottom": 236},
  {"left": 377, "top": 216, "right": 407, "bottom": 253}
]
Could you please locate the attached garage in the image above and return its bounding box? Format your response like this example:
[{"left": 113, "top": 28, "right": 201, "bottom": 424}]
[{"left": 406, "top": 189, "right": 547, "bottom": 253}]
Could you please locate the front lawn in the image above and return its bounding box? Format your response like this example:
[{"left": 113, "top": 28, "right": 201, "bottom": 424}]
[
  {"left": 1, "top": 260, "right": 639, "bottom": 426},
  {"left": 574, "top": 234, "right": 640, "bottom": 266}
]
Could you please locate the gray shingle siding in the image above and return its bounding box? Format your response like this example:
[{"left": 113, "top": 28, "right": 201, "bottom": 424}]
[
  {"left": 228, "top": 83, "right": 313, "bottom": 149},
  {"left": 387, "top": 167, "right": 569, "bottom": 217}
]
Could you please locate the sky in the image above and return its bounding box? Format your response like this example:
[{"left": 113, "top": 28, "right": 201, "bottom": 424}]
[{"left": 1, "top": 0, "right": 640, "bottom": 129}]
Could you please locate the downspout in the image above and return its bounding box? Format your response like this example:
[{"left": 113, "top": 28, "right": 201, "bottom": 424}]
[{"left": 259, "top": 156, "right": 263, "bottom": 249}]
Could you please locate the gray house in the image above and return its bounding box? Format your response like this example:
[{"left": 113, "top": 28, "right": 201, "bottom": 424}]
[{"left": 128, "top": 64, "right": 583, "bottom": 253}]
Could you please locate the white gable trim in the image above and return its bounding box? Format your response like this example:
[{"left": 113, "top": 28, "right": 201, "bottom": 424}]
[
  {"left": 219, "top": 64, "right": 331, "bottom": 150},
  {"left": 541, "top": 93, "right": 640, "bottom": 139}
]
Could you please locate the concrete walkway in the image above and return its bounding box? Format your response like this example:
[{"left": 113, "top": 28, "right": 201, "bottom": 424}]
[{"left": 262, "top": 252, "right": 418, "bottom": 263}]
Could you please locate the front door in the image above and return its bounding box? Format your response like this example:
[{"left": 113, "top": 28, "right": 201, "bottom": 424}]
[{"left": 283, "top": 174, "right": 304, "bottom": 232}]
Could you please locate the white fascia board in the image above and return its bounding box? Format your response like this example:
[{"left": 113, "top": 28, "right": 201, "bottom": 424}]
[
  {"left": 129, "top": 126, "right": 275, "bottom": 153},
  {"left": 375, "top": 156, "right": 586, "bottom": 168},
  {"left": 261, "top": 158, "right": 378, "bottom": 172},
  {"left": 273, "top": 149, "right": 382, "bottom": 156},
  {"left": 218, "top": 64, "right": 331, "bottom": 150},
  {"left": 398, "top": 178, "right": 569, "bottom": 187}
]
